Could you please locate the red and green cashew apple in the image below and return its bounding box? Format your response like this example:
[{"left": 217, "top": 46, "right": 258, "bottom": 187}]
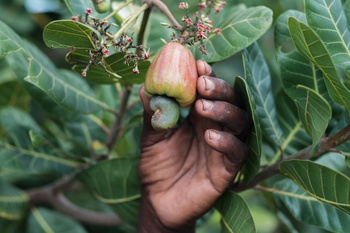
[{"left": 144, "top": 42, "right": 198, "bottom": 130}]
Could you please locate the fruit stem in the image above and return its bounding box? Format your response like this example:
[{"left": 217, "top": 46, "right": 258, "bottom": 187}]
[
  {"left": 104, "top": 0, "right": 135, "bottom": 20},
  {"left": 150, "top": 96, "right": 180, "bottom": 130},
  {"left": 113, "top": 3, "right": 149, "bottom": 40}
]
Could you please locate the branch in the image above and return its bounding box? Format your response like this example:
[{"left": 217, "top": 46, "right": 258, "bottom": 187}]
[
  {"left": 27, "top": 174, "right": 123, "bottom": 226},
  {"left": 145, "top": 0, "right": 182, "bottom": 29},
  {"left": 106, "top": 85, "right": 133, "bottom": 151},
  {"left": 232, "top": 123, "right": 350, "bottom": 192}
]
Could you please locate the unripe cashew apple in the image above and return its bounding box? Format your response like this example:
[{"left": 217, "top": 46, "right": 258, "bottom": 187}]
[
  {"left": 92, "top": 0, "right": 111, "bottom": 13},
  {"left": 144, "top": 42, "right": 198, "bottom": 130}
]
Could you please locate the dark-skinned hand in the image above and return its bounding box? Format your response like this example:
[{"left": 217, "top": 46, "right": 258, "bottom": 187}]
[{"left": 137, "top": 60, "right": 251, "bottom": 233}]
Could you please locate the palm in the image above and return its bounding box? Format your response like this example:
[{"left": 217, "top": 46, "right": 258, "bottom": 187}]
[{"left": 139, "top": 115, "right": 232, "bottom": 226}]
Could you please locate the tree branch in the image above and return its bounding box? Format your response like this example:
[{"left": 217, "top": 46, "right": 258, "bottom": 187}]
[
  {"left": 106, "top": 85, "right": 133, "bottom": 151},
  {"left": 232, "top": 123, "right": 350, "bottom": 192},
  {"left": 145, "top": 0, "right": 182, "bottom": 29},
  {"left": 27, "top": 174, "right": 123, "bottom": 226}
]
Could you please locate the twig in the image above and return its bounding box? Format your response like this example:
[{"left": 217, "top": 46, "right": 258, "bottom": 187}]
[
  {"left": 27, "top": 174, "right": 123, "bottom": 226},
  {"left": 104, "top": 0, "right": 135, "bottom": 21},
  {"left": 232, "top": 123, "right": 350, "bottom": 192},
  {"left": 113, "top": 3, "right": 149, "bottom": 40},
  {"left": 105, "top": 85, "right": 133, "bottom": 151},
  {"left": 145, "top": 0, "right": 182, "bottom": 29},
  {"left": 137, "top": 3, "right": 152, "bottom": 50}
]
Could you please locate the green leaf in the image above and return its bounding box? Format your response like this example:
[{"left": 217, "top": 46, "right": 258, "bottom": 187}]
[
  {"left": 29, "top": 131, "right": 46, "bottom": 148},
  {"left": 70, "top": 52, "right": 150, "bottom": 84},
  {"left": 73, "top": 65, "right": 120, "bottom": 84},
  {"left": 273, "top": 178, "right": 350, "bottom": 233},
  {"left": 0, "top": 181, "right": 28, "bottom": 220},
  {"left": 293, "top": 85, "right": 331, "bottom": 152},
  {"left": 0, "top": 20, "right": 109, "bottom": 114},
  {"left": 305, "top": 0, "right": 350, "bottom": 76},
  {"left": 24, "top": 61, "right": 110, "bottom": 114},
  {"left": 104, "top": 53, "right": 150, "bottom": 85},
  {"left": 77, "top": 157, "right": 140, "bottom": 226},
  {"left": 66, "top": 49, "right": 90, "bottom": 64},
  {"left": 288, "top": 17, "right": 350, "bottom": 113},
  {"left": 275, "top": 10, "right": 330, "bottom": 102},
  {"left": 190, "top": 5, "right": 273, "bottom": 62},
  {"left": 344, "top": 0, "right": 350, "bottom": 29},
  {"left": 243, "top": 43, "right": 283, "bottom": 148},
  {"left": 43, "top": 20, "right": 98, "bottom": 50},
  {"left": 0, "top": 217, "right": 24, "bottom": 233},
  {"left": 0, "top": 107, "right": 41, "bottom": 149},
  {"left": 215, "top": 191, "right": 256, "bottom": 233},
  {"left": 27, "top": 207, "right": 87, "bottom": 233},
  {"left": 280, "top": 160, "right": 350, "bottom": 214},
  {"left": 234, "top": 77, "right": 261, "bottom": 182},
  {"left": 275, "top": 10, "right": 330, "bottom": 155},
  {"left": 62, "top": 0, "right": 112, "bottom": 18},
  {"left": 274, "top": 90, "right": 311, "bottom": 160},
  {"left": 0, "top": 141, "right": 81, "bottom": 175}
]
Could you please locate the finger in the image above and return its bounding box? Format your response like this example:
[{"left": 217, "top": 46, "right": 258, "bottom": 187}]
[
  {"left": 205, "top": 129, "right": 248, "bottom": 172},
  {"left": 197, "top": 76, "right": 242, "bottom": 106},
  {"left": 139, "top": 85, "right": 169, "bottom": 145},
  {"left": 195, "top": 99, "right": 250, "bottom": 135},
  {"left": 196, "top": 60, "right": 216, "bottom": 77}
]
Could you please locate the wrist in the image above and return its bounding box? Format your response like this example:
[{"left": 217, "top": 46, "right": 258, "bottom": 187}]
[{"left": 137, "top": 192, "right": 195, "bottom": 233}]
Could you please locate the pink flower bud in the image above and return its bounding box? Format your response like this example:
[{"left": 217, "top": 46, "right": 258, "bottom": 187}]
[
  {"left": 179, "top": 2, "right": 188, "bottom": 9},
  {"left": 214, "top": 28, "right": 221, "bottom": 35},
  {"left": 85, "top": 8, "right": 93, "bottom": 15},
  {"left": 133, "top": 67, "right": 140, "bottom": 74},
  {"left": 185, "top": 18, "right": 193, "bottom": 25},
  {"left": 199, "top": 3, "right": 207, "bottom": 10}
]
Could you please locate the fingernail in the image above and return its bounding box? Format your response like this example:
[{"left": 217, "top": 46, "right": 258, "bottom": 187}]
[
  {"left": 203, "top": 77, "right": 214, "bottom": 91},
  {"left": 201, "top": 99, "right": 213, "bottom": 111},
  {"left": 205, "top": 63, "right": 212, "bottom": 75},
  {"left": 209, "top": 130, "right": 221, "bottom": 140}
]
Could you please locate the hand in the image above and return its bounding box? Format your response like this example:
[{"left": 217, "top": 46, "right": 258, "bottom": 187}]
[{"left": 137, "top": 60, "right": 251, "bottom": 233}]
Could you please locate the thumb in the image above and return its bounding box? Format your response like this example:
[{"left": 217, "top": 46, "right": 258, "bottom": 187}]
[{"left": 139, "top": 85, "right": 169, "bottom": 145}]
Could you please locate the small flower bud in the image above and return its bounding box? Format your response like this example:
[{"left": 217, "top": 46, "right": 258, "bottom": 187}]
[
  {"left": 185, "top": 18, "right": 193, "bottom": 25},
  {"left": 214, "top": 28, "right": 221, "bottom": 35},
  {"left": 199, "top": 3, "right": 207, "bottom": 10},
  {"left": 85, "top": 8, "right": 93, "bottom": 15},
  {"left": 133, "top": 66, "right": 140, "bottom": 74},
  {"left": 102, "top": 49, "right": 109, "bottom": 55},
  {"left": 179, "top": 2, "right": 189, "bottom": 9}
]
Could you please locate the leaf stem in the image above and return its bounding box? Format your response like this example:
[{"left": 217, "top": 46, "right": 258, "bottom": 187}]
[
  {"left": 232, "top": 123, "right": 350, "bottom": 192},
  {"left": 113, "top": 3, "right": 149, "bottom": 40},
  {"left": 104, "top": 0, "right": 135, "bottom": 21}
]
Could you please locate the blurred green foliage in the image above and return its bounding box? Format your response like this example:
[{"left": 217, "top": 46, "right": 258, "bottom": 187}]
[{"left": 1, "top": 0, "right": 349, "bottom": 232}]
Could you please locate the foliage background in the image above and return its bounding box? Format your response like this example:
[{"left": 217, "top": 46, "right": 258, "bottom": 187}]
[{"left": 1, "top": 0, "right": 349, "bottom": 233}]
